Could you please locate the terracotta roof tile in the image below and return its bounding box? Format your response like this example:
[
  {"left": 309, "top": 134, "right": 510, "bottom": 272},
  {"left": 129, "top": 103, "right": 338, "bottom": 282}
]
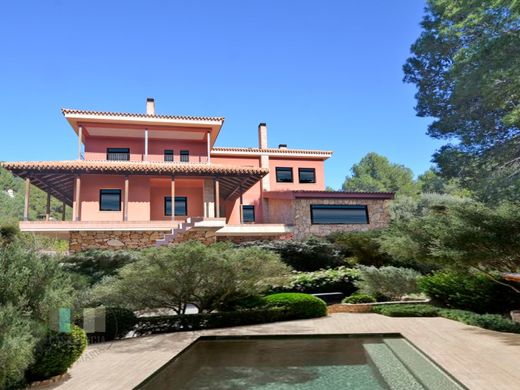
[
  {"left": 0, "top": 160, "right": 267, "bottom": 176},
  {"left": 212, "top": 146, "right": 333, "bottom": 156},
  {"left": 61, "top": 108, "right": 224, "bottom": 122}
]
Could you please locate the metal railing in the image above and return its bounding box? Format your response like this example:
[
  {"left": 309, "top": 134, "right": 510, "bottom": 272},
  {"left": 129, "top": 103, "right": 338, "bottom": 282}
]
[{"left": 107, "top": 153, "right": 130, "bottom": 161}]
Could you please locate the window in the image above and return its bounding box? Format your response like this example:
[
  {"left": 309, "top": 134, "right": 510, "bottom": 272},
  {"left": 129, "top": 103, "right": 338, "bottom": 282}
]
[
  {"left": 310, "top": 205, "right": 369, "bottom": 224},
  {"left": 165, "top": 196, "right": 188, "bottom": 216},
  {"left": 99, "top": 189, "right": 121, "bottom": 211},
  {"left": 106, "top": 148, "right": 130, "bottom": 161},
  {"left": 299, "top": 168, "right": 316, "bottom": 183},
  {"left": 275, "top": 167, "right": 293, "bottom": 183},
  {"left": 180, "top": 150, "right": 189, "bottom": 163},
  {"left": 164, "top": 149, "right": 174, "bottom": 162},
  {"left": 242, "top": 205, "right": 255, "bottom": 223}
]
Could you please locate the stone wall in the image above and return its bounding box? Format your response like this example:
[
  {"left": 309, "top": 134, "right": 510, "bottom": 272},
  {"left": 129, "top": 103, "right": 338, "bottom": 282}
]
[
  {"left": 292, "top": 198, "right": 391, "bottom": 240},
  {"left": 69, "top": 230, "right": 164, "bottom": 253}
]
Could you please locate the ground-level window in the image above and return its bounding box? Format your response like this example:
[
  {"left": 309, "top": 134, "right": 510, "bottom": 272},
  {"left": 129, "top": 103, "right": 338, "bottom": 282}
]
[
  {"left": 276, "top": 167, "right": 293, "bottom": 182},
  {"left": 164, "top": 196, "right": 188, "bottom": 216},
  {"left": 180, "top": 150, "right": 189, "bottom": 162},
  {"left": 310, "top": 204, "right": 369, "bottom": 224},
  {"left": 242, "top": 205, "right": 255, "bottom": 223},
  {"left": 99, "top": 189, "right": 121, "bottom": 211},
  {"left": 298, "top": 168, "right": 316, "bottom": 183},
  {"left": 164, "top": 149, "right": 174, "bottom": 162},
  {"left": 106, "top": 148, "right": 130, "bottom": 161}
]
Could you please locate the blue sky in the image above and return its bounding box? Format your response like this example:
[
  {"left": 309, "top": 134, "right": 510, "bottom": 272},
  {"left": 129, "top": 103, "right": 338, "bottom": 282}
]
[{"left": 0, "top": 0, "right": 442, "bottom": 189}]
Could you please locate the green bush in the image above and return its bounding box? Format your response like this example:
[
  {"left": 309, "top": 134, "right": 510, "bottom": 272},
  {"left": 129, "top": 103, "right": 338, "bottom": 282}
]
[
  {"left": 356, "top": 265, "right": 421, "bottom": 300},
  {"left": 342, "top": 293, "right": 376, "bottom": 304},
  {"left": 27, "top": 325, "right": 87, "bottom": 381},
  {"left": 0, "top": 224, "right": 19, "bottom": 245},
  {"left": 418, "top": 271, "right": 520, "bottom": 314},
  {"left": 242, "top": 237, "right": 345, "bottom": 271},
  {"left": 62, "top": 249, "right": 142, "bottom": 285},
  {"left": 264, "top": 293, "right": 327, "bottom": 319},
  {"left": 269, "top": 267, "right": 360, "bottom": 295},
  {"left": 328, "top": 230, "right": 392, "bottom": 267},
  {"left": 439, "top": 309, "right": 520, "bottom": 333},
  {"left": 372, "top": 304, "right": 441, "bottom": 317},
  {"left": 75, "top": 307, "right": 137, "bottom": 342}
]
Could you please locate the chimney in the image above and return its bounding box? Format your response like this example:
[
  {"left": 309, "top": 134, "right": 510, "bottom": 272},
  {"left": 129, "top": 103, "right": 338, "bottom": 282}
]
[
  {"left": 258, "top": 123, "right": 268, "bottom": 149},
  {"left": 278, "top": 144, "right": 287, "bottom": 150},
  {"left": 146, "top": 98, "right": 155, "bottom": 115}
]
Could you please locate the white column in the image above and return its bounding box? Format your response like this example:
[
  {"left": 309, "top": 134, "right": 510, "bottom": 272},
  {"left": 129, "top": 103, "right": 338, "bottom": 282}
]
[
  {"left": 123, "top": 175, "right": 129, "bottom": 221},
  {"left": 203, "top": 179, "right": 215, "bottom": 218},
  {"left": 207, "top": 131, "right": 211, "bottom": 164},
  {"left": 74, "top": 175, "right": 81, "bottom": 221},
  {"left": 23, "top": 178, "right": 30, "bottom": 221},
  {"left": 144, "top": 129, "right": 149, "bottom": 161},
  {"left": 78, "top": 125, "right": 83, "bottom": 160}
]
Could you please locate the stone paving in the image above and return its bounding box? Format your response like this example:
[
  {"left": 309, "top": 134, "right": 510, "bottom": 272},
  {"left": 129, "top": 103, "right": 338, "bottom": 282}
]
[{"left": 40, "top": 313, "right": 520, "bottom": 390}]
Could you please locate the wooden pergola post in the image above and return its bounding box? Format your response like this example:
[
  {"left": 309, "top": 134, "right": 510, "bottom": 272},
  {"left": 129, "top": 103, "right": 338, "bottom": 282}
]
[
  {"left": 123, "top": 175, "right": 129, "bottom": 221},
  {"left": 170, "top": 176, "right": 175, "bottom": 221},
  {"left": 62, "top": 201, "right": 66, "bottom": 221},
  {"left": 23, "top": 178, "right": 30, "bottom": 221},
  {"left": 45, "top": 191, "right": 51, "bottom": 221},
  {"left": 239, "top": 184, "right": 244, "bottom": 224},
  {"left": 214, "top": 177, "right": 220, "bottom": 218},
  {"left": 74, "top": 175, "right": 81, "bottom": 221}
]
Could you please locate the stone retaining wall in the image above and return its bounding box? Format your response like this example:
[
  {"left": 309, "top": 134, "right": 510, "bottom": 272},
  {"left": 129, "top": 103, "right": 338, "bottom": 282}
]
[{"left": 69, "top": 230, "right": 164, "bottom": 252}]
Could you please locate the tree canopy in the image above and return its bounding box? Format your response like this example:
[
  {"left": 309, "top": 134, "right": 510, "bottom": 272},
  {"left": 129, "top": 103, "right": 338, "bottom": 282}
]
[
  {"left": 404, "top": 0, "right": 520, "bottom": 201},
  {"left": 342, "top": 152, "right": 419, "bottom": 196}
]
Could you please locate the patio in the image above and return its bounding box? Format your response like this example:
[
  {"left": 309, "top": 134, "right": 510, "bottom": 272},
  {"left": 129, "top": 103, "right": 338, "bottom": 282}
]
[{"left": 39, "top": 313, "right": 520, "bottom": 390}]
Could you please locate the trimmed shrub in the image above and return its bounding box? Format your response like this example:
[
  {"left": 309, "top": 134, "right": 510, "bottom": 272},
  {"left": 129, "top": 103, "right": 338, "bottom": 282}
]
[
  {"left": 356, "top": 265, "right": 421, "bottom": 300},
  {"left": 264, "top": 293, "right": 327, "bottom": 318},
  {"left": 418, "top": 271, "right": 520, "bottom": 314},
  {"left": 27, "top": 325, "right": 87, "bottom": 381},
  {"left": 75, "top": 307, "right": 137, "bottom": 342},
  {"left": 242, "top": 237, "right": 345, "bottom": 271},
  {"left": 269, "top": 267, "right": 360, "bottom": 295},
  {"left": 342, "top": 293, "right": 376, "bottom": 304},
  {"left": 372, "top": 304, "right": 440, "bottom": 317},
  {"left": 439, "top": 309, "right": 520, "bottom": 333}
]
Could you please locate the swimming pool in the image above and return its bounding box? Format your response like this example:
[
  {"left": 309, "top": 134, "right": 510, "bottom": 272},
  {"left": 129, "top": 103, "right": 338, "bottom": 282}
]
[{"left": 135, "top": 334, "right": 465, "bottom": 389}]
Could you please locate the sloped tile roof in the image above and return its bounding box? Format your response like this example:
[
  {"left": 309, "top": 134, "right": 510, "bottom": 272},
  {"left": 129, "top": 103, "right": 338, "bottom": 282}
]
[
  {"left": 212, "top": 146, "right": 333, "bottom": 157},
  {"left": 61, "top": 108, "right": 224, "bottom": 122}
]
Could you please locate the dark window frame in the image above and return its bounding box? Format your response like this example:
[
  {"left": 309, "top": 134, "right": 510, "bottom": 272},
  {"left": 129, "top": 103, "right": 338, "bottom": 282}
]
[
  {"left": 275, "top": 167, "right": 293, "bottom": 183},
  {"left": 180, "top": 150, "right": 189, "bottom": 163},
  {"left": 164, "top": 196, "right": 188, "bottom": 216},
  {"left": 106, "top": 148, "right": 130, "bottom": 161},
  {"left": 298, "top": 168, "right": 316, "bottom": 183},
  {"left": 310, "top": 204, "right": 369, "bottom": 225},
  {"left": 242, "top": 205, "right": 255, "bottom": 223},
  {"left": 164, "top": 149, "right": 174, "bottom": 162},
  {"left": 99, "top": 189, "right": 122, "bottom": 211}
]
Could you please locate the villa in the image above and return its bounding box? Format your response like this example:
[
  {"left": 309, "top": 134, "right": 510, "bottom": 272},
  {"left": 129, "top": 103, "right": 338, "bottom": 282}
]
[{"left": 1, "top": 99, "right": 393, "bottom": 252}]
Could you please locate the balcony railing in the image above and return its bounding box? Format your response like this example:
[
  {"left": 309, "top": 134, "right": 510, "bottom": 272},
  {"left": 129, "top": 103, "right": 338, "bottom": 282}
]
[{"left": 85, "top": 153, "right": 209, "bottom": 163}]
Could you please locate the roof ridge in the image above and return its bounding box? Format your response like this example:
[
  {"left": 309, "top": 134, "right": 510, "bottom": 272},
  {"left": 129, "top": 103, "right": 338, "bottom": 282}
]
[{"left": 61, "top": 108, "right": 225, "bottom": 122}]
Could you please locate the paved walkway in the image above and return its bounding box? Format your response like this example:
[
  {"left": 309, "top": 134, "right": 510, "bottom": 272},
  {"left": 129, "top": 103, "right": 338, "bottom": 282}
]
[{"left": 42, "top": 313, "right": 520, "bottom": 390}]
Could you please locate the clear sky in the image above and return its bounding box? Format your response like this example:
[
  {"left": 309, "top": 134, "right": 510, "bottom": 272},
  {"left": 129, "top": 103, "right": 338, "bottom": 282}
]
[{"left": 0, "top": 0, "right": 442, "bottom": 189}]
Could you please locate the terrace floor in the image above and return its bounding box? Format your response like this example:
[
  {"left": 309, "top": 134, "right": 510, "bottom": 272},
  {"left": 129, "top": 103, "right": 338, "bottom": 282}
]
[{"left": 43, "top": 313, "right": 520, "bottom": 390}]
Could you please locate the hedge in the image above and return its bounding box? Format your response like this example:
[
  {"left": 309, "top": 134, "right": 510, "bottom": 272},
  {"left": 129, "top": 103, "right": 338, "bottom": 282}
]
[
  {"left": 135, "top": 293, "right": 327, "bottom": 336},
  {"left": 372, "top": 304, "right": 520, "bottom": 334},
  {"left": 75, "top": 307, "right": 137, "bottom": 342},
  {"left": 26, "top": 325, "right": 87, "bottom": 381},
  {"left": 342, "top": 293, "right": 376, "bottom": 304}
]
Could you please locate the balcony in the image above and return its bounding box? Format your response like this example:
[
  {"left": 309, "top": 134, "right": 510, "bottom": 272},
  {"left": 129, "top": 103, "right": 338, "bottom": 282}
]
[{"left": 107, "top": 152, "right": 130, "bottom": 161}]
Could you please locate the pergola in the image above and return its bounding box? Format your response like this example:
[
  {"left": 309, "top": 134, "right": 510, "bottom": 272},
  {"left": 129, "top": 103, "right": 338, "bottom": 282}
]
[{"left": 1, "top": 160, "right": 268, "bottom": 222}]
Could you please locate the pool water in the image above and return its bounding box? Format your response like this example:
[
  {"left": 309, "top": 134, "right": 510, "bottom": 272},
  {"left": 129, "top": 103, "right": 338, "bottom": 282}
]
[{"left": 136, "top": 335, "right": 465, "bottom": 390}]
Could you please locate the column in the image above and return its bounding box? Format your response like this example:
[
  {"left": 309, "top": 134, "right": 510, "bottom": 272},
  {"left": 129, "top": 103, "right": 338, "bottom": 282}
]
[
  {"left": 203, "top": 179, "right": 215, "bottom": 218},
  {"left": 207, "top": 131, "right": 211, "bottom": 164},
  {"left": 123, "top": 175, "right": 129, "bottom": 221},
  {"left": 78, "top": 125, "right": 83, "bottom": 160},
  {"left": 239, "top": 184, "right": 244, "bottom": 224},
  {"left": 214, "top": 177, "right": 220, "bottom": 218},
  {"left": 23, "top": 178, "right": 30, "bottom": 221},
  {"left": 46, "top": 191, "right": 51, "bottom": 221},
  {"left": 170, "top": 176, "right": 175, "bottom": 221},
  {"left": 62, "top": 201, "right": 66, "bottom": 221},
  {"left": 144, "top": 129, "right": 149, "bottom": 161},
  {"left": 74, "top": 175, "right": 81, "bottom": 221}
]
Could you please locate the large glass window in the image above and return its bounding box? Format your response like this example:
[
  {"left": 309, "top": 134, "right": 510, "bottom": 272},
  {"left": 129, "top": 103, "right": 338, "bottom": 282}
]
[
  {"left": 180, "top": 150, "right": 189, "bottom": 163},
  {"left": 275, "top": 167, "right": 293, "bottom": 183},
  {"left": 165, "top": 196, "right": 188, "bottom": 216},
  {"left": 310, "top": 205, "right": 369, "bottom": 224},
  {"left": 99, "top": 189, "right": 121, "bottom": 211},
  {"left": 298, "top": 168, "right": 316, "bottom": 183},
  {"left": 106, "top": 148, "right": 130, "bottom": 161},
  {"left": 242, "top": 205, "right": 255, "bottom": 223},
  {"left": 164, "top": 149, "right": 174, "bottom": 162}
]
